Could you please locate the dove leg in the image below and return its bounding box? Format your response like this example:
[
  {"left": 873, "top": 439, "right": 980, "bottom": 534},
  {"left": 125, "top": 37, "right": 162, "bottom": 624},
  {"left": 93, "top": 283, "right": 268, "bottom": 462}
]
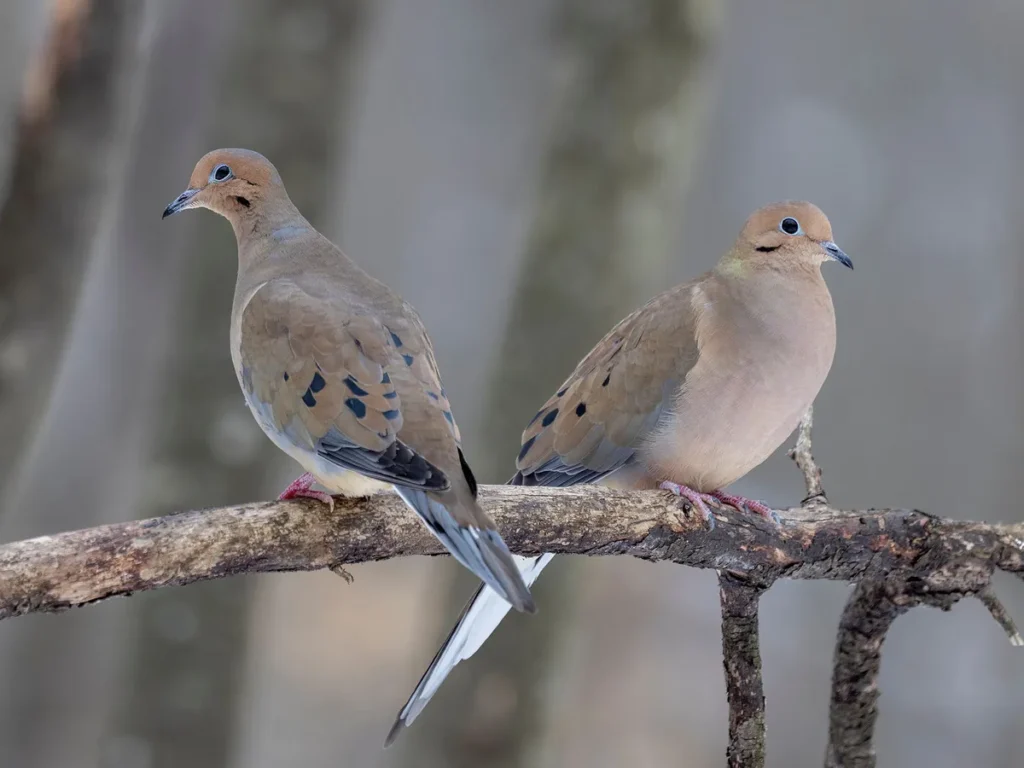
[
  {"left": 278, "top": 472, "right": 335, "bottom": 508},
  {"left": 659, "top": 481, "right": 718, "bottom": 529},
  {"left": 710, "top": 490, "right": 779, "bottom": 525}
]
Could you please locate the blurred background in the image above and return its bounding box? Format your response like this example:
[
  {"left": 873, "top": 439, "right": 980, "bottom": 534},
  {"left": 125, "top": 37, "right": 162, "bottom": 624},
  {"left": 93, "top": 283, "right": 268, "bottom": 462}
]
[{"left": 0, "top": 0, "right": 1022, "bottom": 766}]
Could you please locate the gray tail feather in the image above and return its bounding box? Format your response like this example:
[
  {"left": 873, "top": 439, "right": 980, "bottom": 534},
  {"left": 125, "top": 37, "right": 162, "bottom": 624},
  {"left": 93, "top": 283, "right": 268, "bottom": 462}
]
[
  {"left": 384, "top": 553, "right": 555, "bottom": 747},
  {"left": 394, "top": 487, "right": 536, "bottom": 614}
]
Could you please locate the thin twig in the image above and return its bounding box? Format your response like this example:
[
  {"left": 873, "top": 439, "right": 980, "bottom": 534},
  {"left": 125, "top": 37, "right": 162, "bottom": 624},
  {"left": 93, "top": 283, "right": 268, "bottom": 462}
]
[
  {"left": 976, "top": 585, "right": 1024, "bottom": 646},
  {"left": 719, "top": 572, "right": 768, "bottom": 768},
  {"left": 788, "top": 405, "right": 827, "bottom": 505}
]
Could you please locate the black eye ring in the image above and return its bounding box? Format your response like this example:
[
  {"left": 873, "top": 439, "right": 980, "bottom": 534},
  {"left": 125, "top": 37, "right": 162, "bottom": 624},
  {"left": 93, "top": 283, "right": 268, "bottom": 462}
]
[
  {"left": 780, "top": 217, "right": 800, "bottom": 235},
  {"left": 212, "top": 164, "right": 232, "bottom": 182}
]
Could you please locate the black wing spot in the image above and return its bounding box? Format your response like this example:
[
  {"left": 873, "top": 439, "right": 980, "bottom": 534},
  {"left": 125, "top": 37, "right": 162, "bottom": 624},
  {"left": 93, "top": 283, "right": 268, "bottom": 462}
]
[
  {"left": 382, "top": 409, "right": 401, "bottom": 420},
  {"left": 402, "top": 354, "right": 414, "bottom": 366},
  {"left": 283, "top": 371, "right": 289, "bottom": 382},
  {"left": 309, "top": 372, "right": 327, "bottom": 393},
  {"left": 443, "top": 410, "right": 455, "bottom": 425},
  {"left": 426, "top": 391, "right": 440, "bottom": 401},
  {"left": 542, "top": 409, "right": 558, "bottom": 427},
  {"left": 384, "top": 390, "right": 398, "bottom": 400},
  {"left": 388, "top": 329, "right": 403, "bottom": 348},
  {"left": 458, "top": 447, "right": 478, "bottom": 497},
  {"left": 302, "top": 390, "right": 317, "bottom": 408},
  {"left": 556, "top": 387, "right": 567, "bottom": 397},
  {"left": 343, "top": 376, "right": 366, "bottom": 396},
  {"left": 527, "top": 408, "right": 545, "bottom": 427},
  {"left": 602, "top": 373, "right": 611, "bottom": 387},
  {"left": 517, "top": 435, "right": 536, "bottom": 463},
  {"left": 576, "top": 402, "right": 587, "bottom": 417},
  {"left": 345, "top": 398, "right": 366, "bottom": 418}
]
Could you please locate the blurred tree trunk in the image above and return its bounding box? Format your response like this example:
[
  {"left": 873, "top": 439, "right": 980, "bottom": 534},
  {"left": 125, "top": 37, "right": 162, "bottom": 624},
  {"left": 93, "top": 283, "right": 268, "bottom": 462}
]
[
  {"left": 398, "top": 0, "right": 718, "bottom": 765},
  {"left": 0, "top": 2, "right": 229, "bottom": 766},
  {"left": 0, "top": 0, "right": 139, "bottom": 514},
  {"left": 0, "top": 0, "right": 51, "bottom": 203},
  {"left": 103, "top": 2, "right": 369, "bottom": 767}
]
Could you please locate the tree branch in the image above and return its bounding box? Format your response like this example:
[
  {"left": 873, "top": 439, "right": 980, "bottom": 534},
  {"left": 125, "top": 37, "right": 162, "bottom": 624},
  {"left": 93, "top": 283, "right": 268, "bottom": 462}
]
[
  {"left": 825, "top": 581, "right": 901, "bottom": 768},
  {"left": 0, "top": 485, "right": 1023, "bottom": 621},
  {"left": 824, "top": 572, "right": 983, "bottom": 768},
  {"left": 976, "top": 585, "right": 1024, "bottom": 647},
  {"left": 1, "top": 423, "right": 1024, "bottom": 767},
  {"left": 720, "top": 573, "right": 767, "bottom": 768}
]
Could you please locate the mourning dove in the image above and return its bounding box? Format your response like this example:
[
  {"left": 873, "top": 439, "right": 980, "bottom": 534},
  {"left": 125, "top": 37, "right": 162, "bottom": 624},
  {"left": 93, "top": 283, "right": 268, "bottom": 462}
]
[
  {"left": 163, "top": 148, "right": 535, "bottom": 613},
  {"left": 385, "top": 201, "right": 852, "bottom": 743}
]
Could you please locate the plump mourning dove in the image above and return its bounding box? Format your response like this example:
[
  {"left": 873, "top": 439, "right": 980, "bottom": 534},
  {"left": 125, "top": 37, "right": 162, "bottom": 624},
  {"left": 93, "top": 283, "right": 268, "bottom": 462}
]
[
  {"left": 385, "top": 201, "right": 852, "bottom": 744},
  {"left": 163, "top": 148, "right": 535, "bottom": 613}
]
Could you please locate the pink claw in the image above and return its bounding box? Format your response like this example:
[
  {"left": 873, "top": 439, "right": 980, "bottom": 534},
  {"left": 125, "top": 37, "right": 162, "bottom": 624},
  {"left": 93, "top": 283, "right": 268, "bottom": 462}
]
[
  {"left": 660, "top": 481, "right": 718, "bottom": 529},
  {"left": 278, "top": 472, "right": 334, "bottom": 510},
  {"left": 710, "top": 490, "right": 779, "bottom": 525}
]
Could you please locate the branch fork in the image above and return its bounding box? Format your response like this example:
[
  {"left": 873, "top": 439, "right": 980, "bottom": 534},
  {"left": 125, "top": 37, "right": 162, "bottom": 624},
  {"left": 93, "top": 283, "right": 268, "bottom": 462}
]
[{"left": 0, "top": 406, "right": 1020, "bottom": 766}]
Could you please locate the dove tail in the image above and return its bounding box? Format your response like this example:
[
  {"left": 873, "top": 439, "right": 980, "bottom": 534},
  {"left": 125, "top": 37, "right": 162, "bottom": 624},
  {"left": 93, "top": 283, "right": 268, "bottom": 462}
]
[
  {"left": 384, "top": 553, "right": 555, "bottom": 746},
  {"left": 393, "top": 487, "right": 536, "bottom": 614}
]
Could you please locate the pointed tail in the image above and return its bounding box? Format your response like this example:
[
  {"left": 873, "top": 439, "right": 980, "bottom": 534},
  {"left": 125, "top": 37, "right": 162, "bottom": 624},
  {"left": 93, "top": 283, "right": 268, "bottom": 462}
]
[
  {"left": 394, "top": 486, "right": 536, "bottom": 613},
  {"left": 384, "top": 552, "right": 555, "bottom": 747}
]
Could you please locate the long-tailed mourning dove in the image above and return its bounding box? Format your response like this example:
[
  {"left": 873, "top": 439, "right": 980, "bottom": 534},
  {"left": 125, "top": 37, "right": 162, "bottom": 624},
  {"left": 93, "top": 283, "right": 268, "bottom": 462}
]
[
  {"left": 163, "top": 148, "right": 535, "bottom": 613},
  {"left": 385, "top": 201, "right": 852, "bottom": 744}
]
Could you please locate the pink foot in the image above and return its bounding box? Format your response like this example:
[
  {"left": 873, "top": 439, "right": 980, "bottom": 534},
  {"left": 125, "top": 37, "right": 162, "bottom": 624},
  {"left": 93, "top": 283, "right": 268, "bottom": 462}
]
[
  {"left": 278, "top": 472, "right": 334, "bottom": 510},
  {"left": 660, "top": 481, "right": 719, "bottom": 529},
  {"left": 710, "top": 490, "right": 779, "bottom": 525}
]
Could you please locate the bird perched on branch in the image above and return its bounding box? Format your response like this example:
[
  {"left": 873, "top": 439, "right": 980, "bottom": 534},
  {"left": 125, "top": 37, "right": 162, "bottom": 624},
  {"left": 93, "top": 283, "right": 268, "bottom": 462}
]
[
  {"left": 163, "top": 148, "right": 535, "bottom": 613},
  {"left": 386, "top": 201, "right": 852, "bottom": 743}
]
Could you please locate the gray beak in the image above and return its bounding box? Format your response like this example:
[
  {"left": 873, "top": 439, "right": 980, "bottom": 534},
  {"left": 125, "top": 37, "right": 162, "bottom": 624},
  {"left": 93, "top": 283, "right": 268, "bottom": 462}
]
[
  {"left": 162, "top": 187, "right": 199, "bottom": 219},
  {"left": 821, "top": 240, "right": 853, "bottom": 270}
]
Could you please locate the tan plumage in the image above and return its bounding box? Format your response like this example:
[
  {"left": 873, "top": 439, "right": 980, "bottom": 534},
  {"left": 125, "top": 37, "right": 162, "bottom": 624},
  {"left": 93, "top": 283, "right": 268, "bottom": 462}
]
[
  {"left": 386, "top": 200, "right": 852, "bottom": 744},
  {"left": 164, "top": 148, "right": 534, "bottom": 613}
]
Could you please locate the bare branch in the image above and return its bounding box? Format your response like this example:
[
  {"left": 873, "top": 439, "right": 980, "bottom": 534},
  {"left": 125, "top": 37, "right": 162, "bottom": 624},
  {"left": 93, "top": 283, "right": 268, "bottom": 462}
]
[
  {"left": 719, "top": 573, "right": 767, "bottom": 768},
  {"left": 976, "top": 585, "right": 1024, "bottom": 647},
  {"left": 825, "top": 581, "right": 899, "bottom": 768},
  {"left": 0, "top": 416, "right": 1022, "bottom": 768},
  {"left": 0, "top": 485, "right": 1022, "bottom": 621},
  {"left": 825, "top": 572, "right": 988, "bottom": 768},
  {"left": 789, "top": 405, "right": 827, "bottom": 504}
]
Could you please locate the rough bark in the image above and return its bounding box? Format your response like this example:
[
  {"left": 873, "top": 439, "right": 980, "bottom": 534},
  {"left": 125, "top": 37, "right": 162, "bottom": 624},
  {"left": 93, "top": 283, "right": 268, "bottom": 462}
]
[
  {"left": 720, "top": 573, "right": 767, "bottom": 768},
  {"left": 0, "top": 487, "right": 1019, "bottom": 620},
  {"left": 0, "top": 417, "right": 1022, "bottom": 768}
]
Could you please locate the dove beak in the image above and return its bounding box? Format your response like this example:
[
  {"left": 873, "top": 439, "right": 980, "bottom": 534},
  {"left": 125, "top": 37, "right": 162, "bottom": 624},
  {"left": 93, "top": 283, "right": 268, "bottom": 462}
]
[
  {"left": 162, "top": 187, "right": 200, "bottom": 219},
  {"left": 821, "top": 240, "right": 852, "bottom": 270}
]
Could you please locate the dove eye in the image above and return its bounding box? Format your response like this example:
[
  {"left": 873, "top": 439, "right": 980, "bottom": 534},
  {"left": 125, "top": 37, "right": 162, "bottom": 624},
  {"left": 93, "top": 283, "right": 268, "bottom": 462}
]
[
  {"left": 779, "top": 217, "right": 801, "bottom": 235},
  {"left": 211, "top": 164, "right": 232, "bottom": 182}
]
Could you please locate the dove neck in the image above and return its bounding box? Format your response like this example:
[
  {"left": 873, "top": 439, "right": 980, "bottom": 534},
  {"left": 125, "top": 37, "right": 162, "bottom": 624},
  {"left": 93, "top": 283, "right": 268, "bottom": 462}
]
[{"left": 231, "top": 192, "right": 313, "bottom": 248}]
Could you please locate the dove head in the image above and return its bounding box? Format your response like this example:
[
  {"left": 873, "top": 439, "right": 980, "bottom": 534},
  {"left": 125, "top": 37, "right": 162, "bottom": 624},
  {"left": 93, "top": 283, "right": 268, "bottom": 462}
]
[
  {"left": 162, "top": 148, "right": 292, "bottom": 230},
  {"left": 724, "top": 201, "right": 852, "bottom": 273}
]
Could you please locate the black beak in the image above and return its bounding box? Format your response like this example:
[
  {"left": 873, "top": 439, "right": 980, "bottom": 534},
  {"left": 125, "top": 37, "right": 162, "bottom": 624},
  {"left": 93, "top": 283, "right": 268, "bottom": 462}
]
[
  {"left": 821, "top": 240, "right": 853, "bottom": 270},
  {"left": 162, "top": 188, "right": 199, "bottom": 219}
]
